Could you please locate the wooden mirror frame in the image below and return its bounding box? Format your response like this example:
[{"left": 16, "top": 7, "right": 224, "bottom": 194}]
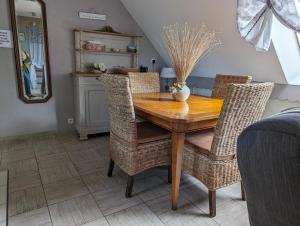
[{"left": 9, "top": 0, "right": 52, "bottom": 104}]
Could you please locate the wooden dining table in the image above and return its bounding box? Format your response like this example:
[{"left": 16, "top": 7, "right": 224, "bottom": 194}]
[{"left": 132, "top": 92, "right": 224, "bottom": 210}]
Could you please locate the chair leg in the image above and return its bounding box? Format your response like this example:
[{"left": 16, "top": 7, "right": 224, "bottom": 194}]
[
  {"left": 241, "top": 181, "right": 246, "bottom": 201},
  {"left": 167, "top": 165, "right": 172, "bottom": 184},
  {"left": 209, "top": 190, "right": 216, "bottom": 217},
  {"left": 125, "top": 176, "right": 134, "bottom": 198},
  {"left": 107, "top": 159, "right": 114, "bottom": 177}
]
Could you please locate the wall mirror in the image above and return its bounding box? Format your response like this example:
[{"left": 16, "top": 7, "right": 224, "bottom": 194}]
[{"left": 10, "top": 0, "right": 52, "bottom": 103}]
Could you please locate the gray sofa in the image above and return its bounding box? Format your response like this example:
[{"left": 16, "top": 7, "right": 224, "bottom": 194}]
[{"left": 237, "top": 110, "right": 300, "bottom": 226}]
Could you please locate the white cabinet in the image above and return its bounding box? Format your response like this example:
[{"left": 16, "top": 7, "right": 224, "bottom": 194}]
[
  {"left": 73, "top": 29, "right": 140, "bottom": 140},
  {"left": 74, "top": 76, "right": 109, "bottom": 140}
]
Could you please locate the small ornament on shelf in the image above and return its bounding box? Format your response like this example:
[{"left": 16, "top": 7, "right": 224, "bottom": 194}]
[
  {"left": 84, "top": 40, "right": 105, "bottom": 51},
  {"left": 127, "top": 45, "right": 137, "bottom": 53},
  {"left": 86, "top": 63, "right": 107, "bottom": 73}
]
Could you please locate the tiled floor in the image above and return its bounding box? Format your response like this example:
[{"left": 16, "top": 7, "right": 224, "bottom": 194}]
[{"left": 0, "top": 132, "right": 250, "bottom": 226}]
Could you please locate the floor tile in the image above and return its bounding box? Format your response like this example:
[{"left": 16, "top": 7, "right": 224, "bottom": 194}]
[
  {"left": 37, "top": 152, "right": 71, "bottom": 169},
  {"left": 72, "top": 159, "right": 105, "bottom": 176},
  {"left": 0, "top": 186, "right": 6, "bottom": 205},
  {"left": 0, "top": 142, "right": 8, "bottom": 153},
  {"left": 182, "top": 182, "right": 229, "bottom": 214},
  {"left": 146, "top": 193, "right": 218, "bottom": 226},
  {"left": 64, "top": 141, "right": 99, "bottom": 153},
  {"left": 136, "top": 167, "right": 167, "bottom": 180},
  {"left": 44, "top": 177, "right": 89, "bottom": 205},
  {"left": 8, "top": 207, "right": 52, "bottom": 226},
  {"left": 49, "top": 194, "right": 103, "bottom": 226},
  {"left": 34, "top": 142, "right": 66, "bottom": 159},
  {"left": 134, "top": 176, "right": 170, "bottom": 202},
  {"left": 6, "top": 138, "right": 32, "bottom": 152},
  {"left": 57, "top": 133, "right": 80, "bottom": 144},
  {"left": 1, "top": 158, "right": 38, "bottom": 177},
  {"left": 219, "top": 182, "right": 243, "bottom": 199},
  {"left": 213, "top": 201, "right": 249, "bottom": 226},
  {"left": 9, "top": 172, "right": 41, "bottom": 192},
  {"left": 4, "top": 134, "right": 250, "bottom": 226},
  {"left": 81, "top": 170, "right": 126, "bottom": 193},
  {"left": 0, "top": 171, "right": 8, "bottom": 186},
  {"left": 106, "top": 203, "right": 164, "bottom": 226},
  {"left": 68, "top": 149, "right": 103, "bottom": 163},
  {"left": 93, "top": 185, "right": 143, "bottom": 216},
  {"left": 33, "top": 138, "right": 59, "bottom": 147},
  {"left": 31, "top": 131, "right": 56, "bottom": 142},
  {"left": 9, "top": 185, "right": 47, "bottom": 216},
  {"left": 80, "top": 218, "right": 109, "bottom": 226},
  {"left": 0, "top": 204, "right": 6, "bottom": 223},
  {"left": 181, "top": 182, "right": 250, "bottom": 225},
  {"left": 2, "top": 148, "right": 34, "bottom": 164},
  {"left": 39, "top": 162, "right": 79, "bottom": 185},
  {"left": 68, "top": 149, "right": 107, "bottom": 176}
]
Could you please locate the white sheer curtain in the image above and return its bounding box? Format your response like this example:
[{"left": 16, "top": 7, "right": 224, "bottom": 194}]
[
  {"left": 28, "top": 25, "right": 44, "bottom": 89},
  {"left": 237, "top": 0, "right": 300, "bottom": 51}
]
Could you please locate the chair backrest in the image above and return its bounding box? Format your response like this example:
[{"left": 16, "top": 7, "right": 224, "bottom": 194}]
[
  {"left": 211, "top": 74, "right": 252, "bottom": 99},
  {"left": 127, "top": 72, "right": 160, "bottom": 93},
  {"left": 99, "top": 74, "right": 137, "bottom": 143},
  {"left": 211, "top": 82, "right": 274, "bottom": 158}
]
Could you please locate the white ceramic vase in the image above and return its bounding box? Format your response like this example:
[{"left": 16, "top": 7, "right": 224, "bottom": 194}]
[{"left": 173, "top": 85, "right": 191, "bottom": 102}]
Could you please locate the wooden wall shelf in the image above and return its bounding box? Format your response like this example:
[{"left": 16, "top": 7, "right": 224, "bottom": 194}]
[
  {"left": 74, "top": 28, "right": 142, "bottom": 38},
  {"left": 75, "top": 49, "right": 138, "bottom": 56},
  {"left": 74, "top": 29, "right": 140, "bottom": 73}
]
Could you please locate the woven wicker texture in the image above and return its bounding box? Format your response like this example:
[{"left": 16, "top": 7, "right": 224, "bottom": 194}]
[
  {"left": 183, "top": 82, "right": 274, "bottom": 190},
  {"left": 211, "top": 74, "right": 252, "bottom": 99},
  {"left": 99, "top": 74, "right": 137, "bottom": 143},
  {"left": 127, "top": 72, "right": 160, "bottom": 93},
  {"left": 100, "top": 74, "right": 171, "bottom": 176}
]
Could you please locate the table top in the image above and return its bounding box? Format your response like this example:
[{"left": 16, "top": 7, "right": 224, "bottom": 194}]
[{"left": 133, "top": 93, "right": 223, "bottom": 123}]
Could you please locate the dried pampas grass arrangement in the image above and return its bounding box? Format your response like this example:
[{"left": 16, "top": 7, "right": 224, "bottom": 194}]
[{"left": 163, "top": 23, "right": 220, "bottom": 84}]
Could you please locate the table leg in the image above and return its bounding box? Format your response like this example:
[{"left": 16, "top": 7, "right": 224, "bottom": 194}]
[{"left": 171, "top": 131, "right": 185, "bottom": 210}]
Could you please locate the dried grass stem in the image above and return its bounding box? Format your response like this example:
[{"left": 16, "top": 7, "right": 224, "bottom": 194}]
[{"left": 163, "top": 23, "right": 220, "bottom": 83}]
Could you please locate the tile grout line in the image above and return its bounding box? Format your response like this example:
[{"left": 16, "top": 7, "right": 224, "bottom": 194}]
[
  {"left": 95, "top": 170, "right": 168, "bottom": 225},
  {"left": 5, "top": 141, "right": 40, "bottom": 218},
  {"left": 32, "top": 136, "right": 62, "bottom": 226},
  {"left": 4, "top": 135, "right": 247, "bottom": 226},
  {"left": 70, "top": 143, "right": 112, "bottom": 226},
  {"left": 139, "top": 193, "right": 167, "bottom": 226}
]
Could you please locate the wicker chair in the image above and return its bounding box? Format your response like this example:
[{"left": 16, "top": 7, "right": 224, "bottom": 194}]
[
  {"left": 183, "top": 82, "right": 274, "bottom": 217},
  {"left": 127, "top": 72, "right": 160, "bottom": 93},
  {"left": 99, "top": 74, "right": 171, "bottom": 197},
  {"left": 211, "top": 74, "right": 252, "bottom": 99}
]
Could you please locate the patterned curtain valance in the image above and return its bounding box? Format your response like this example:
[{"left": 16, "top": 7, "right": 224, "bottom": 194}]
[{"left": 237, "top": 0, "right": 300, "bottom": 51}]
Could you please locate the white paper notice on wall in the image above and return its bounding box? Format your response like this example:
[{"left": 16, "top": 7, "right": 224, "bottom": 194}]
[
  {"left": 79, "top": 12, "right": 106, "bottom": 21},
  {"left": 0, "top": 29, "right": 13, "bottom": 48}
]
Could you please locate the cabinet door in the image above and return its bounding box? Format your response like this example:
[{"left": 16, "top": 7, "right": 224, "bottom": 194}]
[{"left": 85, "top": 86, "right": 109, "bottom": 131}]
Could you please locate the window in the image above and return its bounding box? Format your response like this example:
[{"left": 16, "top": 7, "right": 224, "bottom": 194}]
[{"left": 272, "top": 17, "right": 300, "bottom": 85}]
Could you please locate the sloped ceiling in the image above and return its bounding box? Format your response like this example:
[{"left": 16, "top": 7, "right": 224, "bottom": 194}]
[{"left": 120, "top": 0, "right": 287, "bottom": 84}]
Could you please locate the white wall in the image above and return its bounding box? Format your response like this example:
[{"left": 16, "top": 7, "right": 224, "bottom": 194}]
[
  {"left": 0, "top": 0, "right": 164, "bottom": 138},
  {"left": 120, "top": 0, "right": 300, "bottom": 101}
]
